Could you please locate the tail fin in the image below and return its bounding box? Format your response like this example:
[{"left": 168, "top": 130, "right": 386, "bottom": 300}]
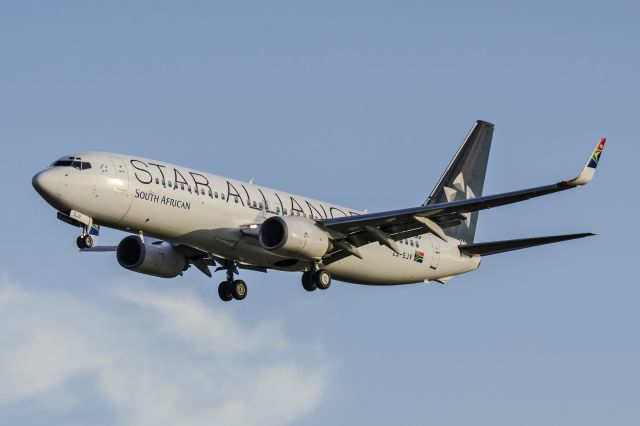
[{"left": 425, "top": 120, "right": 494, "bottom": 243}]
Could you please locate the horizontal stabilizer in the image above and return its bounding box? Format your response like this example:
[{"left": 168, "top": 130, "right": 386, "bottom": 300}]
[{"left": 459, "top": 232, "right": 595, "bottom": 256}]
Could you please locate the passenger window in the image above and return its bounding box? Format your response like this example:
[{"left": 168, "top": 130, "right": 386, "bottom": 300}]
[
  {"left": 162, "top": 180, "right": 166, "bottom": 187},
  {"left": 221, "top": 194, "right": 226, "bottom": 200},
  {"left": 252, "top": 201, "right": 257, "bottom": 208},
  {"left": 180, "top": 184, "right": 184, "bottom": 190},
  {"left": 168, "top": 181, "right": 172, "bottom": 187},
  {"left": 155, "top": 178, "right": 159, "bottom": 184},
  {"left": 201, "top": 188, "right": 205, "bottom": 195},
  {"left": 258, "top": 202, "right": 262, "bottom": 209},
  {"left": 214, "top": 192, "right": 218, "bottom": 198},
  {"left": 188, "top": 186, "right": 192, "bottom": 193},
  {"left": 410, "top": 240, "right": 414, "bottom": 247},
  {"left": 283, "top": 208, "right": 288, "bottom": 215},
  {"left": 276, "top": 207, "right": 281, "bottom": 214},
  {"left": 235, "top": 197, "right": 239, "bottom": 203},
  {"left": 208, "top": 189, "right": 212, "bottom": 197}
]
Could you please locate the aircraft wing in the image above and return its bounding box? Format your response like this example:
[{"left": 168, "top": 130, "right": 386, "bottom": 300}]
[{"left": 319, "top": 139, "right": 605, "bottom": 263}]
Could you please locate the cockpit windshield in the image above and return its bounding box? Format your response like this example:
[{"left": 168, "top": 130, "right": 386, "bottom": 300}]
[{"left": 50, "top": 156, "right": 91, "bottom": 170}]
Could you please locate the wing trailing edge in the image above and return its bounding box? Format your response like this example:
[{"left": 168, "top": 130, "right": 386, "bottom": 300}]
[{"left": 458, "top": 232, "right": 595, "bottom": 256}]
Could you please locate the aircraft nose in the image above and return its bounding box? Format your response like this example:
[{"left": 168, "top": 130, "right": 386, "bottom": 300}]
[{"left": 32, "top": 169, "right": 59, "bottom": 199}]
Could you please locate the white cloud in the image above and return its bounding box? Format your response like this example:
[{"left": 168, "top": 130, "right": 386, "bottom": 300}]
[{"left": 0, "top": 279, "right": 328, "bottom": 426}]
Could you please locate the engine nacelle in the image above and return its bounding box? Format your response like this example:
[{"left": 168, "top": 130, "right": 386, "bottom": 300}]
[
  {"left": 258, "top": 216, "right": 330, "bottom": 260},
  {"left": 116, "top": 236, "right": 186, "bottom": 278}
]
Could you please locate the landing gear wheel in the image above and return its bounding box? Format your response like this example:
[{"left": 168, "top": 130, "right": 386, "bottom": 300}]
[
  {"left": 231, "top": 280, "right": 247, "bottom": 300},
  {"left": 313, "top": 270, "right": 331, "bottom": 290},
  {"left": 302, "top": 272, "right": 317, "bottom": 291},
  {"left": 218, "top": 281, "right": 233, "bottom": 302},
  {"left": 76, "top": 234, "right": 93, "bottom": 249},
  {"left": 82, "top": 234, "right": 94, "bottom": 248}
]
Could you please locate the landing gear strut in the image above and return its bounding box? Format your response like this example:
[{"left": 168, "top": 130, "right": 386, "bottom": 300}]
[
  {"left": 217, "top": 261, "right": 248, "bottom": 302},
  {"left": 301, "top": 269, "right": 332, "bottom": 292}
]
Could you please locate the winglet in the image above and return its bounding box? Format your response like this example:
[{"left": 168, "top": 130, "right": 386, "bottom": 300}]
[{"left": 565, "top": 138, "right": 606, "bottom": 187}]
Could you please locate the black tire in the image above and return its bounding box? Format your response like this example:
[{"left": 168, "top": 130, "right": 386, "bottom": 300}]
[
  {"left": 218, "top": 281, "right": 233, "bottom": 302},
  {"left": 82, "top": 234, "right": 93, "bottom": 248},
  {"left": 76, "top": 236, "right": 85, "bottom": 249},
  {"left": 314, "top": 270, "right": 331, "bottom": 290},
  {"left": 301, "top": 272, "right": 316, "bottom": 292},
  {"left": 232, "top": 280, "right": 247, "bottom": 300}
]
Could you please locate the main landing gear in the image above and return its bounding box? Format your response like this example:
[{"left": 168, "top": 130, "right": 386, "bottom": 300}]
[
  {"left": 301, "top": 269, "right": 332, "bottom": 292},
  {"left": 217, "top": 261, "right": 247, "bottom": 302},
  {"left": 216, "top": 262, "right": 332, "bottom": 301}
]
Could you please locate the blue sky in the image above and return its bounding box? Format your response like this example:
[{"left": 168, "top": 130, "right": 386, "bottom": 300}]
[{"left": 1, "top": 1, "right": 638, "bottom": 425}]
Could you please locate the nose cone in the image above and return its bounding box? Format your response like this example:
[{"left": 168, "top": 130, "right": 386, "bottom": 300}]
[{"left": 32, "top": 169, "right": 60, "bottom": 201}]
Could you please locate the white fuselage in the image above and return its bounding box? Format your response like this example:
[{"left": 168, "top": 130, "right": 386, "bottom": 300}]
[{"left": 33, "top": 152, "right": 480, "bottom": 284}]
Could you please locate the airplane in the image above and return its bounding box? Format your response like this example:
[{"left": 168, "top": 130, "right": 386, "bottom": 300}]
[{"left": 32, "top": 121, "right": 605, "bottom": 302}]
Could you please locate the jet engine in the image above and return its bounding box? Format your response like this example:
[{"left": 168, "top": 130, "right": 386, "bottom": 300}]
[
  {"left": 116, "top": 235, "right": 186, "bottom": 278},
  {"left": 258, "top": 216, "right": 330, "bottom": 260}
]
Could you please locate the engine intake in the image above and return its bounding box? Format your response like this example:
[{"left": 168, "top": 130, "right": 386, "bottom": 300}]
[
  {"left": 259, "top": 216, "right": 330, "bottom": 260},
  {"left": 116, "top": 235, "right": 186, "bottom": 278}
]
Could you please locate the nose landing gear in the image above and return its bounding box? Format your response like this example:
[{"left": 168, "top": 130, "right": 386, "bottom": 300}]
[
  {"left": 57, "top": 210, "right": 97, "bottom": 249},
  {"left": 76, "top": 234, "right": 94, "bottom": 249},
  {"left": 76, "top": 223, "right": 98, "bottom": 249}
]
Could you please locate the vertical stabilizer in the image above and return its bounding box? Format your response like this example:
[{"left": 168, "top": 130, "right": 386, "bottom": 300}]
[{"left": 425, "top": 120, "right": 494, "bottom": 243}]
